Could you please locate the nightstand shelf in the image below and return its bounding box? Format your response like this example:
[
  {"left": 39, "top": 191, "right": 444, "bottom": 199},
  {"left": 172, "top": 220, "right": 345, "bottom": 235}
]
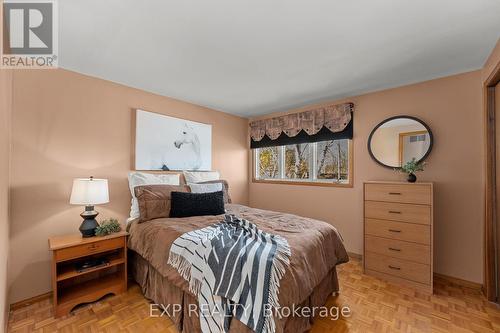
[
  {"left": 58, "top": 272, "right": 123, "bottom": 306},
  {"left": 49, "top": 231, "right": 128, "bottom": 317},
  {"left": 56, "top": 254, "right": 125, "bottom": 282}
]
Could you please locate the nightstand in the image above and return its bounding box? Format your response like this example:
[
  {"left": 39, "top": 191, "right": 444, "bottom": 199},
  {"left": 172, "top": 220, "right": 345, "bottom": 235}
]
[{"left": 48, "top": 231, "right": 128, "bottom": 317}]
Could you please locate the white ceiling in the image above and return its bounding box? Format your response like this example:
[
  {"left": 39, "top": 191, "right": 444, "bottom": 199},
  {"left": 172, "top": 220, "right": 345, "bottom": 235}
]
[{"left": 59, "top": 0, "right": 500, "bottom": 117}]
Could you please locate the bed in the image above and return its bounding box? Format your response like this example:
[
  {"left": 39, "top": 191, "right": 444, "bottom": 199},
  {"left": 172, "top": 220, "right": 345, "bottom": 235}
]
[{"left": 127, "top": 203, "right": 349, "bottom": 333}]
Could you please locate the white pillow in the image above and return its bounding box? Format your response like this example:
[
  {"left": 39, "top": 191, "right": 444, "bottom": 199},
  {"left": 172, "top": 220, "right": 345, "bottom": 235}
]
[
  {"left": 189, "top": 183, "right": 223, "bottom": 194},
  {"left": 127, "top": 172, "right": 180, "bottom": 222},
  {"left": 183, "top": 171, "right": 220, "bottom": 183}
]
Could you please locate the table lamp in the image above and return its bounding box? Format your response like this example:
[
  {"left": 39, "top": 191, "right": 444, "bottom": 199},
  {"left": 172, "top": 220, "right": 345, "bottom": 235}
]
[{"left": 70, "top": 176, "right": 109, "bottom": 237}]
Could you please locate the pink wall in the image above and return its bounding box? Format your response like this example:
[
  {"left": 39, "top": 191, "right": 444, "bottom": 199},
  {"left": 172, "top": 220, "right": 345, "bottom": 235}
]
[
  {"left": 8, "top": 69, "right": 249, "bottom": 303},
  {"left": 249, "top": 71, "right": 484, "bottom": 283},
  {"left": 7, "top": 38, "right": 500, "bottom": 304},
  {"left": 0, "top": 69, "right": 12, "bottom": 332}
]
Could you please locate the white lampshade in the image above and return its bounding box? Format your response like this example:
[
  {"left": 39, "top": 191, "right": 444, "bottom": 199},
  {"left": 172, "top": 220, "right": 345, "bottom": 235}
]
[{"left": 70, "top": 177, "right": 109, "bottom": 206}]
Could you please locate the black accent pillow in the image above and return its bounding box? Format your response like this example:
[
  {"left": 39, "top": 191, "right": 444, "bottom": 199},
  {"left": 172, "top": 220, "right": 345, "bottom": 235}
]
[{"left": 170, "top": 191, "right": 225, "bottom": 218}]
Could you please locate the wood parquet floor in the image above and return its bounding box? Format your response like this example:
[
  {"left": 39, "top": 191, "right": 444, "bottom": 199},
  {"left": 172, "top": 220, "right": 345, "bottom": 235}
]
[{"left": 8, "top": 258, "right": 500, "bottom": 333}]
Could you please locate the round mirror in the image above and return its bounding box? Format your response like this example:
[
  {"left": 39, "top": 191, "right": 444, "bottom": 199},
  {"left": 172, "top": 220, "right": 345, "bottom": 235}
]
[{"left": 368, "top": 116, "right": 433, "bottom": 168}]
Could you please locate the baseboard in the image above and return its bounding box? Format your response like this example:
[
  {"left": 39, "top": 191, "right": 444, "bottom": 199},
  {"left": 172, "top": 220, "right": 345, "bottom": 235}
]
[
  {"left": 434, "top": 273, "right": 483, "bottom": 291},
  {"left": 347, "top": 252, "right": 362, "bottom": 260},
  {"left": 9, "top": 292, "right": 52, "bottom": 312}
]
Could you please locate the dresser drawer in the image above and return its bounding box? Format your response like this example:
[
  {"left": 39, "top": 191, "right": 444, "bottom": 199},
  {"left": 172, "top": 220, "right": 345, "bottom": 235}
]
[
  {"left": 365, "top": 235, "right": 430, "bottom": 264},
  {"left": 365, "top": 218, "right": 430, "bottom": 244},
  {"left": 54, "top": 237, "right": 124, "bottom": 262},
  {"left": 365, "top": 183, "right": 431, "bottom": 205},
  {"left": 365, "top": 252, "right": 430, "bottom": 285},
  {"left": 365, "top": 201, "right": 430, "bottom": 224}
]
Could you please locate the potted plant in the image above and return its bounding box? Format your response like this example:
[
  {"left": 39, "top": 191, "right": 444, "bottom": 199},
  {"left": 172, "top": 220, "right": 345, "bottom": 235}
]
[
  {"left": 95, "top": 218, "right": 121, "bottom": 237},
  {"left": 398, "top": 158, "right": 426, "bottom": 183}
]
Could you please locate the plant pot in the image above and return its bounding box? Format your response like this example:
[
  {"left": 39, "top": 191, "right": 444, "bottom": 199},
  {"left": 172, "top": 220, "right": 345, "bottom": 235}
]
[{"left": 407, "top": 173, "right": 417, "bottom": 183}]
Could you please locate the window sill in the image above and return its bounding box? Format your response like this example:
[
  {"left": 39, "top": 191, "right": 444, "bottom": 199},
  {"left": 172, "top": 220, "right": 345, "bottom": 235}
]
[{"left": 252, "top": 178, "right": 353, "bottom": 188}]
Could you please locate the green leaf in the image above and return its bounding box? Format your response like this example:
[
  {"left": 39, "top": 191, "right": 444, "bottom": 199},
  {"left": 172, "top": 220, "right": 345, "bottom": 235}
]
[
  {"left": 399, "top": 158, "right": 426, "bottom": 175},
  {"left": 95, "top": 218, "right": 121, "bottom": 237}
]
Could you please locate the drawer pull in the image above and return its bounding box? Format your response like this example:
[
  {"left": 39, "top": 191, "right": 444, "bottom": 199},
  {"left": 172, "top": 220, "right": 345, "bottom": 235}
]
[
  {"left": 388, "top": 229, "right": 401, "bottom": 233},
  {"left": 388, "top": 265, "right": 401, "bottom": 270},
  {"left": 88, "top": 244, "right": 99, "bottom": 250},
  {"left": 388, "top": 211, "right": 401, "bottom": 214},
  {"left": 388, "top": 192, "right": 402, "bottom": 195},
  {"left": 388, "top": 247, "right": 401, "bottom": 252}
]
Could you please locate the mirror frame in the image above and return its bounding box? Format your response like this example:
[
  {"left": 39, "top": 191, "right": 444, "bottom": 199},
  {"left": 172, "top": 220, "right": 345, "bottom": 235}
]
[{"left": 367, "top": 115, "right": 434, "bottom": 169}]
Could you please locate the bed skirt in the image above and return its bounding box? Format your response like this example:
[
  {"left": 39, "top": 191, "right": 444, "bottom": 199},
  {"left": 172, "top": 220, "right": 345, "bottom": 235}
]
[{"left": 129, "top": 250, "right": 340, "bottom": 333}]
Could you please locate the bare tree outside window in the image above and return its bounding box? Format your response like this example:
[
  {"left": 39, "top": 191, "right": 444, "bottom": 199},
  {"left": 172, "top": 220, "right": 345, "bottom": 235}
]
[
  {"left": 316, "top": 139, "right": 349, "bottom": 181},
  {"left": 255, "top": 139, "right": 350, "bottom": 184},
  {"left": 257, "top": 146, "right": 279, "bottom": 178},
  {"left": 285, "top": 143, "right": 310, "bottom": 179}
]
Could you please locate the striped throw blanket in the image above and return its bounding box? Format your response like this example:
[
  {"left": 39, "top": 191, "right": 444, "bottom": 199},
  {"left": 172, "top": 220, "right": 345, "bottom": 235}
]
[{"left": 167, "top": 214, "right": 291, "bottom": 333}]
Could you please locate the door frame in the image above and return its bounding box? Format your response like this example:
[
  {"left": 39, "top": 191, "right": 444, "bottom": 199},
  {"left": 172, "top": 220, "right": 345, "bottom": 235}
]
[
  {"left": 484, "top": 60, "right": 500, "bottom": 302},
  {"left": 398, "top": 130, "right": 428, "bottom": 166}
]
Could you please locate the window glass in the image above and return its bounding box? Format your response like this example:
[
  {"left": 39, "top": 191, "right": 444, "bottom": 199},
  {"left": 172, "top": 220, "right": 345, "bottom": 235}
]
[
  {"left": 255, "top": 139, "right": 351, "bottom": 184},
  {"left": 316, "top": 139, "right": 349, "bottom": 181},
  {"left": 257, "top": 146, "right": 280, "bottom": 179},
  {"left": 284, "top": 143, "right": 311, "bottom": 179}
]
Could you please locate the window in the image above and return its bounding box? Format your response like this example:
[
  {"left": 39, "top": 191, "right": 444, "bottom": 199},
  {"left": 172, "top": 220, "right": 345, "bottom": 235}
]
[
  {"left": 409, "top": 134, "right": 426, "bottom": 143},
  {"left": 257, "top": 146, "right": 280, "bottom": 179},
  {"left": 254, "top": 139, "right": 352, "bottom": 186},
  {"left": 285, "top": 143, "right": 311, "bottom": 179}
]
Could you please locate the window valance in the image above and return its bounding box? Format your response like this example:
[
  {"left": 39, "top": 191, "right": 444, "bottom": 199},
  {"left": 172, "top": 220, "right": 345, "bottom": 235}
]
[{"left": 250, "top": 102, "right": 354, "bottom": 149}]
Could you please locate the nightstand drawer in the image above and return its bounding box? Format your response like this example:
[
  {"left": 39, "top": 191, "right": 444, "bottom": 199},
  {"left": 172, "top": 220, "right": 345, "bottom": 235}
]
[
  {"left": 365, "top": 219, "right": 430, "bottom": 244},
  {"left": 365, "top": 252, "right": 430, "bottom": 285},
  {"left": 365, "top": 201, "right": 430, "bottom": 224},
  {"left": 55, "top": 237, "right": 124, "bottom": 262},
  {"left": 365, "top": 183, "right": 431, "bottom": 205},
  {"left": 365, "top": 235, "right": 430, "bottom": 264}
]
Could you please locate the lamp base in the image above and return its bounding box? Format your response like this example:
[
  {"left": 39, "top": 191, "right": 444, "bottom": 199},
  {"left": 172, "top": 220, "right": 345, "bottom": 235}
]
[{"left": 79, "top": 206, "right": 99, "bottom": 238}]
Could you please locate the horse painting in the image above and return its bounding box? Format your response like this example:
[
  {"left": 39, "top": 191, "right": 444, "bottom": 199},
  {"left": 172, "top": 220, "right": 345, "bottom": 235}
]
[
  {"left": 135, "top": 110, "right": 212, "bottom": 171},
  {"left": 173, "top": 123, "right": 202, "bottom": 170}
]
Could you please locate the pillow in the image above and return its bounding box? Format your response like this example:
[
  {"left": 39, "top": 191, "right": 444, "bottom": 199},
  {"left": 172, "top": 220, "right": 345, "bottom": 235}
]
[
  {"left": 183, "top": 171, "right": 220, "bottom": 184},
  {"left": 189, "top": 183, "right": 223, "bottom": 194},
  {"left": 170, "top": 191, "right": 225, "bottom": 218},
  {"left": 197, "top": 179, "right": 232, "bottom": 204},
  {"left": 134, "top": 184, "right": 190, "bottom": 223},
  {"left": 128, "top": 172, "right": 180, "bottom": 222}
]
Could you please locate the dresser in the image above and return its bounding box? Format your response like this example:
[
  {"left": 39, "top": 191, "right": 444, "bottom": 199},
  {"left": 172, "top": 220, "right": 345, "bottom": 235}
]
[{"left": 363, "top": 181, "right": 433, "bottom": 293}]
